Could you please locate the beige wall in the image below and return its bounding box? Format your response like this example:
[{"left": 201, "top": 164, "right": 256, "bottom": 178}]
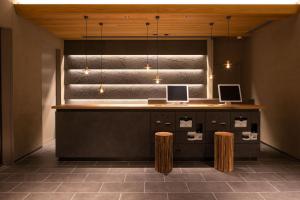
[
  {"left": 243, "top": 14, "right": 300, "bottom": 159},
  {"left": 0, "top": 0, "right": 63, "bottom": 161}
]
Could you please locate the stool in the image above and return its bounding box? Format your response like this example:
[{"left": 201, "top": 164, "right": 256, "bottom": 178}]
[
  {"left": 155, "top": 132, "right": 173, "bottom": 174},
  {"left": 214, "top": 132, "right": 234, "bottom": 172}
]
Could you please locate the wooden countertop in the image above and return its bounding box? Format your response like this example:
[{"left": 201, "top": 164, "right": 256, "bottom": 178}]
[{"left": 52, "top": 103, "right": 262, "bottom": 110}]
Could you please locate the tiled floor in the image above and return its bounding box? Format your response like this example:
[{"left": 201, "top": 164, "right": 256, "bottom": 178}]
[{"left": 0, "top": 142, "right": 300, "bottom": 200}]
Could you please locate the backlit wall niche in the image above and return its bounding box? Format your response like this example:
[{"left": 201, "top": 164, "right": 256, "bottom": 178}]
[{"left": 64, "top": 55, "right": 207, "bottom": 103}]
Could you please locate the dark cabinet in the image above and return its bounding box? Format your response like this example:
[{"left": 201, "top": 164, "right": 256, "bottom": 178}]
[
  {"left": 175, "top": 112, "right": 196, "bottom": 131},
  {"left": 206, "top": 111, "right": 230, "bottom": 131},
  {"left": 205, "top": 111, "right": 230, "bottom": 144},
  {"left": 174, "top": 143, "right": 205, "bottom": 160},
  {"left": 235, "top": 144, "right": 260, "bottom": 159},
  {"left": 151, "top": 111, "right": 175, "bottom": 132},
  {"left": 231, "top": 111, "right": 260, "bottom": 144},
  {"left": 174, "top": 131, "right": 204, "bottom": 144}
]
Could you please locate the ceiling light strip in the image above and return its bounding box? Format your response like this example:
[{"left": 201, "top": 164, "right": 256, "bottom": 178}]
[
  {"left": 67, "top": 69, "right": 205, "bottom": 72},
  {"left": 67, "top": 55, "right": 206, "bottom": 58},
  {"left": 68, "top": 84, "right": 204, "bottom": 87}
]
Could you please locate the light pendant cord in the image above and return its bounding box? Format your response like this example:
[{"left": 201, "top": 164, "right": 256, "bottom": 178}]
[
  {"left": 225, "top": 16, "right": 232, "bottom": 69},
  {"left": 99, "top": 22, "right": 104, "bottom": 94},
  {"left": 156, "top": 16, "right": 160, "bottom": 81},
  {"left": 146, "top": 22, "right": 150, "bottom": 68},
  {"left": 209, "top": 22, "right": 214, "bottom": 79},
  {"left": 99, "top": 23, "right": 103, "bottom": 84},
  {"left": 84, "top": 16, "right": 88, "bottom": 70}
]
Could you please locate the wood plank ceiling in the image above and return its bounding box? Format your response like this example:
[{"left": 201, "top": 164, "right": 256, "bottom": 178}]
[{"left": 14, "top": 4, "right": 299, "bottom": 40}]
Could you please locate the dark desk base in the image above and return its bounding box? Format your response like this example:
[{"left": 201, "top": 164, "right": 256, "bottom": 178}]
[{"left": 56, "top": 109, "right": 260, "bottom": 160}]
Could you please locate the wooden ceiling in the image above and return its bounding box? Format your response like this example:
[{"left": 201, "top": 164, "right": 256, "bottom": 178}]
[{"left": 14, "top": 4, "right": 299, "bottom": 40}]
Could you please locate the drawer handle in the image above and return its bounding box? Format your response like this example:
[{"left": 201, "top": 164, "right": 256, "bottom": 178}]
[
  {"left": 219, "top": 122, "right": 227, "bottom": 125},
  {"left": 156, "top": 120, "right": 161, "bottom": 124},
  {"left": 211, "top": 120, "right": 217, "bottom": 124},
  {"left": 164, "top": 122, "right": 172, "bottom": 126}
]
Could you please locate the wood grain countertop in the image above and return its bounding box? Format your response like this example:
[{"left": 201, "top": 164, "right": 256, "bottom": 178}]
[{"left": 52, "top": 103, "right": 262, "bottom": 110}]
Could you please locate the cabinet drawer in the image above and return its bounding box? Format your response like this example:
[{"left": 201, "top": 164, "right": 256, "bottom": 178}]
[
  {"left": 175, "top": 131, "right": 204, "bottom": 144},
  {"left": 230, "top": 111, "right": 252, "bottom": 130},
  {"left": 231, "top": 111, "right": 260, "bottom": 144},
  {"left": 174, "top": 143, "right": 205, "bottom": 160},
  {"left": 206, "top": 112, "right": 230, "bottom": 131},
  {"left": 151, "top": 112, "right": 175, "bottom": 132},
  {"left": 176, "top": 112, "right": 196, "bottom": 131},
  {"left": 234, "top": 131, "right": 260, "bottom": 144}
]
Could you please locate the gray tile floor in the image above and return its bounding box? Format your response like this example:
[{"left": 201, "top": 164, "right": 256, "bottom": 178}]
[{"left": 0, "top": 142, "right": 300, "bottom": 200}]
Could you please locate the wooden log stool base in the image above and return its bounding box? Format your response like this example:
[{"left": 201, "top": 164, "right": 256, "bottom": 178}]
[
  {"left": 155, "top": 132, "right": 173, "bottom": 174},
  {"left": 214, "top": 132, "right": 234, "bottom": 172}
]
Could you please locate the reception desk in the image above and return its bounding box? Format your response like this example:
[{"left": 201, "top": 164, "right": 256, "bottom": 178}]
[{"left": 53, "top": 103, "right": 261, "bottom": 160}]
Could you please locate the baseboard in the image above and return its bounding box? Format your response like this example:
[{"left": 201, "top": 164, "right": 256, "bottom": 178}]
[
  {"left": 14, "top": 146, "right": 42, "bottom": 164},
  {"left": 260, "top": 141, "right": 300, "bottom": 161}
]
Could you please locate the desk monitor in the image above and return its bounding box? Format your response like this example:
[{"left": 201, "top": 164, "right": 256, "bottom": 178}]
[
  {"left": 218, "top": 84, "right": 242, "bottom": 103},
  {"left": 166, "top": 85, "right": 189, "bottom": 103}
]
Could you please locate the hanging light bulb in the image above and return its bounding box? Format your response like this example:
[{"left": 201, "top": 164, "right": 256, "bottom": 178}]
[
  {"left": 153, "top": 16, "right": 162, "bottom": 84},
  {"left": 224, "top": 16, "right": 232, "bottom": 70},
  {"left": 83, "top": 16, "right": 89, "bottom": 75},
  {"left": 83, "top": 67, "right": 89, "bottom": 75},
  {"left": 225, "top": 60, "right": 232, "bottom": 69},
  {"left": 154, "top": 74, "right": 162, "bottom": 84},
  {"left": 145, "top": 63, "right": 151, "bottom": 71},
  {"left": 99, "top": 84, "right": 104, "bottom": 94},
  {"left": 145, "top": 22, "right": 151, "bottom": 71},
  {"left": 99, "top": 22, "right": 105, "bottom": 94}
]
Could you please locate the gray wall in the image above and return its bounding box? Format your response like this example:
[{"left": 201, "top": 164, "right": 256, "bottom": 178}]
[
  {"left": 242, "top": 14, "right": 300, "bottom": 159},
  {"left": 0, "top": 0, "right": 63, "bottom": 161}
]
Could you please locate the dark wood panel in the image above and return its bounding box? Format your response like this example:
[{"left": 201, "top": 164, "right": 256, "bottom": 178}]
[
  {"left": 56, "top": 110, "right": 151, "bottom": 159},
  {"left": 174, "top": 143, "right": 205, "bottom": 160},
  {"left": 64, "top": 40, "right": 207, "bottom": 55},
  {"left": 235, "top": 144, "right": 260, "bottom": 159}
]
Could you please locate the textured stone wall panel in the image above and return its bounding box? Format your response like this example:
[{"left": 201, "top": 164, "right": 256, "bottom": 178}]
[
  {"left": 65, "top": 55, "right": 207, "bottom": 70},
  {"left": 65, "top": 85, "right": 206, "bottom": 99},
  {"left": 65, "top": 70, "right": 206, "bottom": 85}
]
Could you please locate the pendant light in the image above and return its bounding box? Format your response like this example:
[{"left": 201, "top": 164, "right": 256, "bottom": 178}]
[
  {"left": 145, "top": 22, "right": 151, "bottom": 71},
  {"left": 224, "top": 16, "right": 232, "bottom": 70},
  {"left": 154, "top": 16, "right": 161, "bottom": 84},
  {"left": 83, "top": 16, "right": 90, "bottom": 75},
  {"left": 209, "top": 22, "right": 214, "bottom": 80},
  {"left": 99, "top": 22, "right": 104, "bottom": 94}
]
